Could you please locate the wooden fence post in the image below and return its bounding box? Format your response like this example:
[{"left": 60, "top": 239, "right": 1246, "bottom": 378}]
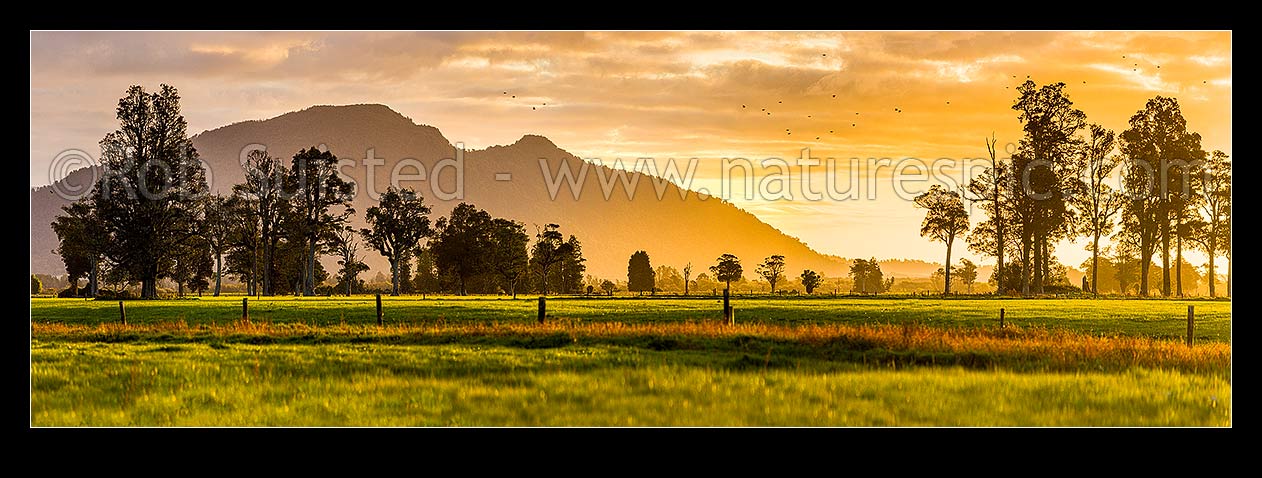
[
  {"left": 242, "top": 297, "right": 249, "bottom": 322},
  {"left": 118, "top": 301, "right": 126, "bottom": 326},
  {"left": 1186, "top": 305, "right": 1194, "bottom": 347},
  {"left": 999, "top": 308, "right": 1005, "bottom": 329},
  {"left": 538, "top": 296, "right": 547, "bottom": 324},
  {"left": 376, "top": 294, "right": 383, "bottom": 326}
]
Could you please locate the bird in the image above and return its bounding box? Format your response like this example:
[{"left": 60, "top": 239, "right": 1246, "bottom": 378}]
[
  {"left": 532, "top": 107, "right": 536, "bottom": 110},
  {"left": 829, "top": 130, "right": 834, "bottom": 133},
  {"left": 761, "top": 108, "right": 766, "bottom": 111},
  {"left": 1083, "top": 81, "right": 1086, "bottom": 84},
  {"left": 1157, "top": 65, "right": 1161, "bottom": 69},
  {"left": 1203, "top": 80, "right": 1208, "bottom": 84},
  {"left": 816, "top": 136, "right": 820, "bottom": 140},
  {"left": 832, "top": 94, "right": 836, "bottom": 98},
  {"left": 787, "top": 132, "right": 791, "bottom": 135},
  {"left": 946, "top": 101, "right": 950, "bottom": 105},
  {"left": 852, "top": 123, "right": 856, "bottom": 127},
  {"left": 822, "top": 53, "right": 827, "bottom": 57},
  {"left": 512, "top": 95, "right": 516, "bottom": 98},
  {"left": 742, "top": 105, "right": 747, "bottom": 108},
  {"left": 503, "top": 91, "right": 507, "bottom": 95},
  {"left": 855, "top": 112, "right": 859, "bottom": 115},
  {"left": 543, "top": 102, "right": 547, "bottom": 106},
  {"left": 807, "top": 115, "right": 812, "bottom": 118},
  {"left": 1122, "top": 55, "right": 1126, "bottom": 58},
  {"left": 786, "top": 128, "right": 790, "bottom": 131},
  {"left": 767, "top": 112, "right": 771, "bottom": 115}
]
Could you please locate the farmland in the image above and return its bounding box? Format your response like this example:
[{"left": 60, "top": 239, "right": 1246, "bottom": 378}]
[{"left": 29, "top": 296, "right": 1232, "bottom": 426}]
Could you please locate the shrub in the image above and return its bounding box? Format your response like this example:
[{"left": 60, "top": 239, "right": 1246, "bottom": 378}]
[{"left": 31, "top": 275, "right": 42, "bottom": 295}]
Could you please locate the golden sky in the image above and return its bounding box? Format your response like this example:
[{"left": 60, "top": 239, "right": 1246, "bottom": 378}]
[{"left": 29, "top": 31, "right": 1232, "bottom": 267}]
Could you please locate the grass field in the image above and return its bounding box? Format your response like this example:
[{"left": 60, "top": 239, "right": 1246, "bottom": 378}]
[{"left": 29, "top": 296, "right": 1232, "bottom": 427}]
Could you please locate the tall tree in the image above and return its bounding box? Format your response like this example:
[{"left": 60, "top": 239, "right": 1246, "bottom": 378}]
[
  {"left": 555, "top": 235, "right": 587, "bottom": 294},
  {"left": 682, "top": 262, "right": 693, "bottom": 296},
  {"left": 654, "top": 265, "right": 683, "bottom": 293},
  {"left": 915, "top": 185, "right": 970, "bottom": 295},
  {"left": 800, "top": 269, "right": 823, "bottom": 294},
  {"left": 1119, "top": 96, "right": 1203, "bottom": 296},
  {"left": 966, "top": 134, "right": 1016, "bottom": 295},
  {"left": 953, "top": 258, "right": 978, "bottom": 293},
  {"left": 1187, "top": 150, "right": 1231, "bottom": 297},
  {"left": 286, "top": 146, "right": 355, "bottom": 296},
  {"left": 849, "top": 258, "right": 890, "bottom": 295},
  {"left": 489, "top": 218, "right": 530, "bottom": 298},
  {"left": 709, "top": 253, "right": 743, "bottom": 290},
  {"left": 627, "top": 250, "right": 655, "bottom": 295},
  {"left": 431, "top": 203, "right": 494, "bottom": 296},
  {"left": 362, "top": 187, "right": 432, "bottom": 296},
  {"left": 756, "top": 254, "right": 786, "bottom": 294},
  {"left": 529, "top": 224, "right": 571, "bottom": 295},
  {"left": 233, "top": 149, "right": 288, "bottom": 295},
  {"left": 1010, "top": 80, "right": 1086, "bottom": 296},
  {"left": 1071, "top": 124, "right": 1124, "bottom": 296},
  {"left": 223, "top": 193, "right": 261, "bottom": 296},
  {"left": 89, "top": 84, "right": 209, "bottom": 298}
]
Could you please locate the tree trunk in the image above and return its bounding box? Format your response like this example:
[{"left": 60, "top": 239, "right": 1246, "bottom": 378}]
[
  {"left": 1091, "top": 234, "right": 1100, "bottom": 297},
  {"left": 214, "top": 252, "right": 223, "bottom": 297},
  {"left": 390, "top": 258, "right": 400, "bottom": 296},
  {"left": 178, "top": 281, "right": 184, "bottom": 298},
  {"left": 89, "top": 260, "right": 99, "bottom": 297},
  {"left": 1207, "top": 249, "right": 1215, "bottom": 298},
  {"left": 304, "top": 236, "right": 317, "bottom": 296},
  {"left": 1032, "top": 238, "right": 1044, "bottom": 295},
  {"left": 943, "top": 239, "right": 953, "bottom": 295},
  {"left": 1020, "top": 235, "right": 1031, "bottom": 297},
  {"left": 1176, "top": 225, "right": 1184, "bottom": 297},
  {"left": 262, "top": 224, "right": 272, "bottom": 296},
  {"left": 1161, "top": 218, "right": 1171, "bottom": 297}
]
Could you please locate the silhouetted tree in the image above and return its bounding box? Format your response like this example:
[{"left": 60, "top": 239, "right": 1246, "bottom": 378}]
[
  {"left": 800, "top": 269, "right": 823, "bottom": 294},
  {"left": 362, "top": 187, "right": 432, "bottom": 296},
  {"left": 600, "top": 279, "right": 616, "bottom": 296},
  {"left": 31, "top": 275, "right": 42, "bottom": 295},
  {"left": 530, "top": 224, "right": 571, "bottom": 295},
  {"left": 1071, "top": 124, "right": 1124, "bottom": 296},
  {"left": 654, "top": 265, "right": 683, "bottom": 293},
  {"left": 431, "top": 203, "right": 494, "bottom": 296},
  {"left": 233, "top": 149, "right": 287, "bottom": 295},
  {"left": 51, "top": 200, "right": 105, "bottom": 297},
  {"left": 1187, "top": 150, "right": 1231, "bottom": 297},
  {"left": 756, "top": 254, "right": 786, "bottom": 294},
  {"left": 627, "top": 250, "right": 655, "bottom": 295},
  {"left": 286, "top": 146, "right": 355, "bottom": 296},
  {"left": 413, "top": 247, "right": 440, "bottom": 295},
  {"left": 554, "top": 235, "right": 586, "bottom": 294},
  {"left": 915, "top": 185, "right": 970, "bottom": 295},
  {"left": 1120, "top": 96, "right": 1203, "bottom": 296},
  {"left": 89, "top": 84, "right": 209, "bottom": 298},
  {"left": 849, "top": 258, "right": 889, "bottom": 295},
  {"left": 709, "top": 253, "right": 742, "bottom": 290},
  {"left": 198, "top": 194, "right": 234, "bottom": 296},
  {"left": 489, "top": 218, "right": 530, "bottom": 298}
]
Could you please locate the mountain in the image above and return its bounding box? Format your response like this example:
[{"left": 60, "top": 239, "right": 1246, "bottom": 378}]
[{"left": 31, "top": 104, "right": 849, "bottom": 281}]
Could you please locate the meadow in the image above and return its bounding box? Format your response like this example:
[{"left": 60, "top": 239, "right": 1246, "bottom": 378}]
[{"left": 29, "top": 295, "right": 1232, "bottom": 427}]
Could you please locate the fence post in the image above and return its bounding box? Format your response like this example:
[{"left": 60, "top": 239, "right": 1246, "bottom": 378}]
[
  {"left": 538, "top": 296, "right": 547, "bottom": 324},
  {"left": 999, "top": 308, "right": 1005, "bottom": 329},
  {"left": 376, "top": 294, "right": 383, "bottom": 326},
  {"left": 242, "top": 297, "right": 249, "bottom": 322},
  {"left": 1186, "top": 305, "right": 1194, "bottom": 347},
  {"left": 118, "top": 301, "right": 126, "bottom": 326}
]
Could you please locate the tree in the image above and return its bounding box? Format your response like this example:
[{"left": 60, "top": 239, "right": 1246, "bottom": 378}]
[
  {"left": 915, "top": 185, "right": 970, "bottom": 294},
  {"left": 530, "top": 224, "right": 571, "bottom": 295},
  {"left": 90, "top": 84, "right": 209, "bottom": 298},
  {"left": 600, "top": 279, "right": 616, "bottom": 296},
  {"left": 51, "top": 200, "right": 106, "bottom": 297},
  {"left": 1070, "top": 124, "right": 1124, "bottom": 296},
  {"left": 554, "top": 235, "right": 587, "bottom": 294},
  {"left": 965, "top": 134, "right": 1016, "bottom": 296},
  {"left": 1119, "top": 96, "right": 1203, "bottom": 296},
  {"left": 197, "top": 194, "right": 235, "bottom": 296},
  {"left": 413, "top": 247, "right": 440, "bottom": 295},
  {"left": 31, "top": 275, "right": 42, "bottom": 295},
  {"left": 709, "top": 254, "right": 743, "bottom": 290},
  {"left": 1111, "top": 238, "right": 1140, "bottom": 296},
  {"left": 627, "top": 250, "right": 655, "bottom": 295},
  {"left": 682, "top": 262, "right": 693, "bottom": 296},
  {"left": 654, "top": 265, "right": 683, "bottom": 293},
  {"left": 233, "top": 149, "right": 287, "bottom": 295},
  {"left": 1010, "top": 80, "right": 1086, "bottom": 296},
  {"left": 361, "top": 187, "right": 432, "bottom": 296},
  {"left": 1187, "top": 150, "right": 1231, "bottom": 297},
  {"left": 953, "top": 258, "right": 978, "bottom": 293},
  {"left": 756, "top": 255, "right": 786, "bottom": 294},
  {"left": 800, "top": 269, "right": 823, "bottom": 294},
  {"left": 431, "top": 203, "right": 494, "bottom": 296},
  {"left": 849, "top": 258, "right": 890, "bottom": 295},
  {"left": 286, "top": 146, "right": 355, "bottom": 296},
  {"left": 333, "top": 226, "right": 368, "bottom": 296},
  {"left": 489, "top": 218, "right": 530, "bottom": 298}
]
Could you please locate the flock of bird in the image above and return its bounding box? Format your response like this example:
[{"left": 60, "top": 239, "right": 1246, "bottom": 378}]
[{"left": 498, "top": 53, "right": 1214, "bottom": 139}]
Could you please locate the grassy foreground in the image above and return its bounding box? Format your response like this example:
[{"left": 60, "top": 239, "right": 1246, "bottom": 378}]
[{"left": 30, "top": 297, "right": 1231, "bottom": 426}]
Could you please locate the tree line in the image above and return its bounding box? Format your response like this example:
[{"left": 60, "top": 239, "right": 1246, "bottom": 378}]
[
  {"left": 51, "top": 84, "right": 588, "bottom": 299},
  {"left": 913, "top": 80, "right": 1230, "bottom": 297}
]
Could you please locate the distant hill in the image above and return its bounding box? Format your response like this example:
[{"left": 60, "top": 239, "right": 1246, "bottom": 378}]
[{"left": 31, "top": 104, "right": 851, "bottom": 280}]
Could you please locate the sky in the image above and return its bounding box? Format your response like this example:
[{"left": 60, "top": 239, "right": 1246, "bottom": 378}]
[{"left": 29, "top": 31, "right": 1232, "bottom": 268}]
